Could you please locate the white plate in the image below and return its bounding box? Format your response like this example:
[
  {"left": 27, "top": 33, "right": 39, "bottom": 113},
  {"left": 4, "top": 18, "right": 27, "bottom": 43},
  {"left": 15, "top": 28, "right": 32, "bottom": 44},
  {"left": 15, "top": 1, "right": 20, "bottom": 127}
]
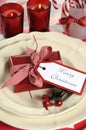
[{"left": 0, "top": 32, "right": 86, "bottom": 130}]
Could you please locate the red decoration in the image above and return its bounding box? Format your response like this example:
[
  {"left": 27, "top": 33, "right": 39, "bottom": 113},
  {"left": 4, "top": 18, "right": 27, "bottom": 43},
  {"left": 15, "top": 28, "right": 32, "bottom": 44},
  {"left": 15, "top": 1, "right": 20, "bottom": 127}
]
[
  {"left": 59, "top": 15, "right": 86, "bottom": 36},
  {"left": 0, "top": 3, "right": 24, "bottom": 38},
  {"left": 2, "top": 45, "right": 62, "bottom": 93},
  {"left": 55, "top": 100, "right": 63, "bottom": 106},
  {"left": 43, "top": 100, "right": 51, "bottom": 110},
  {"left": 9, "top": 55, "right": 51, "bottom": 92},
  {"left": 42, "top": 89, "right": 64, "bottom": 109},
  {"left": 27, "top": 0, "right": 51, "bottom": 32}
]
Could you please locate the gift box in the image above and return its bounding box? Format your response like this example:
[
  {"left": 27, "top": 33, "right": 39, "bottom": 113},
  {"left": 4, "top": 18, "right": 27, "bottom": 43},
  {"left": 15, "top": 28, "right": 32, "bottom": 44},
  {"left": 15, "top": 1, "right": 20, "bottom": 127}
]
[
  {"left": 66, "top": 6, "right": 86, "bottom": 39},
  {"left": 60, "top": 2, "right": 86, "bottom": 39},
  {"left": 3, "top": 46, "right": 62, "bottom": 93},
  {"left": 9, "top": 55, "right": 52, "bottom": 92}
]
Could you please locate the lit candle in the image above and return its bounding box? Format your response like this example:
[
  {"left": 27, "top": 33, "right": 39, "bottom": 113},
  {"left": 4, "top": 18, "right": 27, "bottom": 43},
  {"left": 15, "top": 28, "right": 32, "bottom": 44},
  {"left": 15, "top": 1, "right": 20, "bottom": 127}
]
[
  {"left": 27, "top": 0, "right": 51, "bottom": 32},
  {"left": 9, "top": 13, "right": 15, "bottom": 17},
  {"left": 35, "top": 3, "right": 45, "bottom": 11},
  {"left": 0, "top": 3, "right": 24, "bottom": 38}
]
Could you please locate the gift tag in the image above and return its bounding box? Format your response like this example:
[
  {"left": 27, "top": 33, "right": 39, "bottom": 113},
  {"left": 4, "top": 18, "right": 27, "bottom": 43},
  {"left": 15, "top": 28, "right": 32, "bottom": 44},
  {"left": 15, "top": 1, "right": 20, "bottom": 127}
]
[{"left": 36, "top": 62, "right": 86, "bottom": 95}]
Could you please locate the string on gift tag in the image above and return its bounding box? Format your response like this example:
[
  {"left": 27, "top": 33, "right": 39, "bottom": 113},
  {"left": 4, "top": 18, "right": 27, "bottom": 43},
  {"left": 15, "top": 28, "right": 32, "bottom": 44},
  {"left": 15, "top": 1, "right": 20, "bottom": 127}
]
[
  {"left": 27, "top": 35, "right": 39, "bottom": 98},
  {"left": 39, "top": 66, "right": 46, "bottom": 70},
  {"left": 28, "top": 35, "right": 38, "bottom": 66}
]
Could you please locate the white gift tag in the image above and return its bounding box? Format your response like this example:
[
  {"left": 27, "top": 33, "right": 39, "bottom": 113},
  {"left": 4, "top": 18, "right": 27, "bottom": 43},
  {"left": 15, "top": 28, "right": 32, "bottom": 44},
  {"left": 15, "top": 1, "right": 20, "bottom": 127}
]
[{"left": 36, "top": 62, "right": 86, "bottom": 95}]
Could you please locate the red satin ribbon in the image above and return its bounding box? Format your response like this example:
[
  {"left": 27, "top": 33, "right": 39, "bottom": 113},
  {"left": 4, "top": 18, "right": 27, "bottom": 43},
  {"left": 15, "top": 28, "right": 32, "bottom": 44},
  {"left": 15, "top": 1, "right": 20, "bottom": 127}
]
[{"left": 59, "top": 16, "right": 86, "bottom": 36}]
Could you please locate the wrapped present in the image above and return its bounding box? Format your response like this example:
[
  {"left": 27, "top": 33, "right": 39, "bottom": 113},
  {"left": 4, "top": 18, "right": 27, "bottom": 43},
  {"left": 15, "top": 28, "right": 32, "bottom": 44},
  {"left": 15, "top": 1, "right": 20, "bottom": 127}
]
[
  {"left": 2, "top": 46, "right": 62, "bottom": 93},
  {"left": 59, "top": 2, "right": 86, "bottom": 39}
]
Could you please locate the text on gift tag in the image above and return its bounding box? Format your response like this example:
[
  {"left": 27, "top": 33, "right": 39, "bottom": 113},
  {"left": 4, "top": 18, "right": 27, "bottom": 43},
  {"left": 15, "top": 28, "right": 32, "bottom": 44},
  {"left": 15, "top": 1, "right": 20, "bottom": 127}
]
[{"left": 36, "top": 62, "right": 86, "bottom": 95}]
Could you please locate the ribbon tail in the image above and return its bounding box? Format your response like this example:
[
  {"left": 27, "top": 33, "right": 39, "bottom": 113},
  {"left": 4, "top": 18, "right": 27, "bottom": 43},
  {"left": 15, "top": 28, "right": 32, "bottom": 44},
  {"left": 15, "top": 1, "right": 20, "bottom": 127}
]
[
  {"left": 29, "top": 69, "right": 43, "bottom": 88},
  {"left": 1, "top": 65, "right": 30, "bottom": 88},
  {"left": 39, "top": 46, "right": 52, "bottom": 62}
]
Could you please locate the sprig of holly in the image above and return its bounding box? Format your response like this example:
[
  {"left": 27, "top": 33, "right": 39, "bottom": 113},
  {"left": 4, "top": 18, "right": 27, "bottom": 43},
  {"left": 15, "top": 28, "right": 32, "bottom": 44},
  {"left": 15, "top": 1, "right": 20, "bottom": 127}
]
[{"left": 42, "top": 88, "right": 66, "bottom": 110}]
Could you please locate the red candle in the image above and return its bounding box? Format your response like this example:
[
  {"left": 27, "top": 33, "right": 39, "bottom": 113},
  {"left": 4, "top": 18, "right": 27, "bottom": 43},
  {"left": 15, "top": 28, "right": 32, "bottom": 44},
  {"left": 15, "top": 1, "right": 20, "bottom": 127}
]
[
  {"left": 34, "top": 3, "right": 46, "bottom": 12},
  {"left": 0, "top": 3, "right": 24, "bottom": 38},
  {"left": 27, "top": 0, "right": 51, "bottom": 32}
]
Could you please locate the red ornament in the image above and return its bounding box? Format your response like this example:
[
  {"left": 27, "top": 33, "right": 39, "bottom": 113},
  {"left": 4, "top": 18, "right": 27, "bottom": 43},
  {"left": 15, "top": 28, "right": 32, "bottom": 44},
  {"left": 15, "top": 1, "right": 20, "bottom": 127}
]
[
  {"left": 43, "top": 100, "right": 50, "bottom": 110},
  {"left": 55, "top": 100, "right": 63, "bottom": 106}
]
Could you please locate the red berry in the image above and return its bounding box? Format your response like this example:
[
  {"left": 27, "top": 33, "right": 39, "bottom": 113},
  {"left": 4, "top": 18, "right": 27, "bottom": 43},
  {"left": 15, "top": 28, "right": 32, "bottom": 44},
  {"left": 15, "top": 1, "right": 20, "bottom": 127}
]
[
  {"left": 55, "top": 100, "right": 63, "bottom": 106},
  {"left": 42, "top": 94, "right": 50, "bottom": 101},
  {"left": 43, "top": 100, "right": 50, "bottom": 110}
]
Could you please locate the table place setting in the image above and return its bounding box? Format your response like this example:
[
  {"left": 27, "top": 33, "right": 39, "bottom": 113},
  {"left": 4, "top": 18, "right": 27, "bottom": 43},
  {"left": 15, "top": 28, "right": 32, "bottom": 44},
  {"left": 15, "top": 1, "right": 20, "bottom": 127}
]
[{"left": 0, "top": 0, "right": 86, "bottom": 130}]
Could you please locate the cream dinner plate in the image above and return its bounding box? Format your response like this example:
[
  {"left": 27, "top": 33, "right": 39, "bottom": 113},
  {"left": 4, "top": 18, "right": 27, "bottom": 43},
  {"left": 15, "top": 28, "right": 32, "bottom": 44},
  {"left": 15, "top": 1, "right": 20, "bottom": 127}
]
[{"left": 0, "top": 32, "right": 86, "bottom": 130}]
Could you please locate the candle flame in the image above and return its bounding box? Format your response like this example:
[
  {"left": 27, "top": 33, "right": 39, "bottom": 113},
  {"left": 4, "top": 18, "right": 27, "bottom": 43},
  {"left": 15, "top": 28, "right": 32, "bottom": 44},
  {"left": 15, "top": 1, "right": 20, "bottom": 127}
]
[
  {"left": 38, "top": 3, "right": 42, "bottom": 9},
  {"left": 10, "top": 13, "right": 14, "bottom": 17}
]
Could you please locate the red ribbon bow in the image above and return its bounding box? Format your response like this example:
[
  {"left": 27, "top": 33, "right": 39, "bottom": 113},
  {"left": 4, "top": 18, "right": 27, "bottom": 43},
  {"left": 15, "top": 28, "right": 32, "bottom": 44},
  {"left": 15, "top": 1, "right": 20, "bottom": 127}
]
[
  {"left": 59, "top": 16, "right": 86, "bottom": 36},
  {"left": 2, "top": 46, "right": 61, "bottom": 89}
]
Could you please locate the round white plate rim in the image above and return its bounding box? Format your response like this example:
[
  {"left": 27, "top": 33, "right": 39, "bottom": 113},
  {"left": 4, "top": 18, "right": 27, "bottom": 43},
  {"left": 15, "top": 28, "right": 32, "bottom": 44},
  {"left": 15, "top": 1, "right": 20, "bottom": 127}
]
[{"left": 0, "top": 32, "right": 86, "bottom": 130}]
